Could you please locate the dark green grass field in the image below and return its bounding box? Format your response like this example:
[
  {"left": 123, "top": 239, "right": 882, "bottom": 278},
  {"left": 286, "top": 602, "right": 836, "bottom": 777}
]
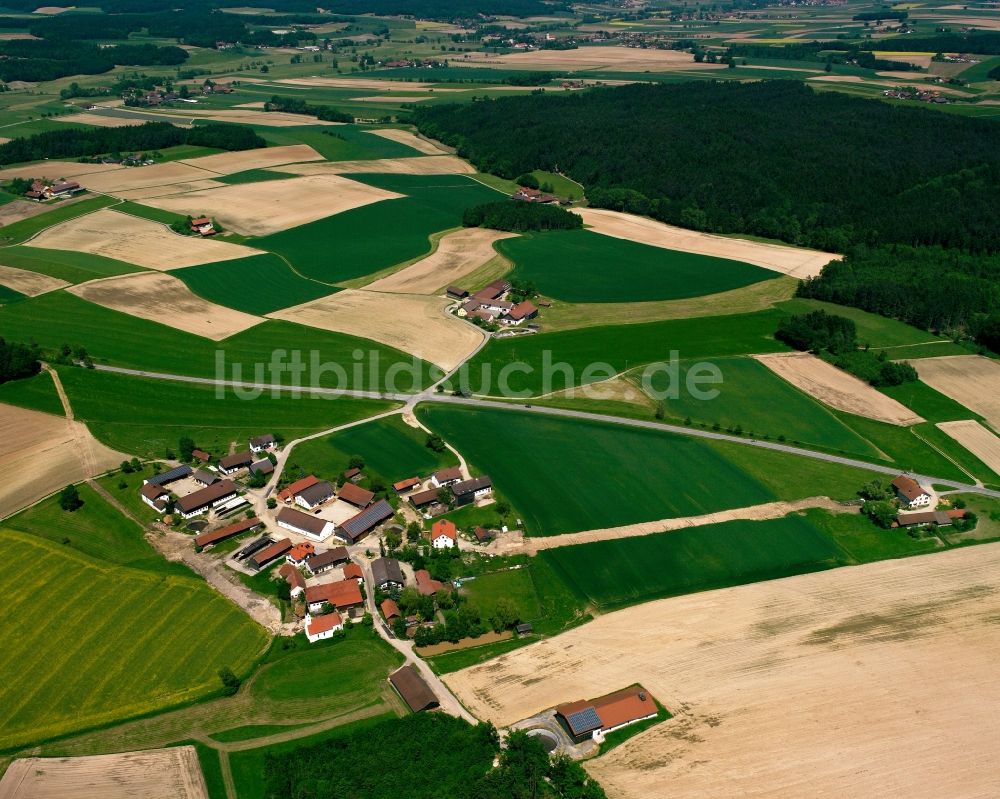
[
  {"left": 459, "top": 309, "right": 788, "bottom": 395},
  {"left": 416, "top": 404, "right": 778, "bottom": 535},
  {"left": 253, "top": 174, "right": 503, "bottom": 284},
  {"left": 253, "top": 124, "right": 425, "bottom": 161},
  {"left": 777, "top": 298, "right": 951, "bottom": 348},
  {"left": 0, "top": 245, "right": 142, "bottom": 283},
  {"left": 215, "top": 168, "right": 296, "bottom": 185},
  {"left": 0, "top": 292, "right": 438, "bottom": 390},
  {"left": 0, "top": 283, "right": 25, "bottom": 304},
  {"left": 540, "top": 509, "right": 938, "bottom": 610},
  {"left": 54, "top": 367, "right": 396, "bottom": 459},
  {"left": 173, "top": 254, "right": 337, "bottom": 314},
  {"left": 0, "top": 371, "right": 64, "bottom": 417},
  {"left": 290, "top": 414, "right": 457, "bottom": 484},
  {"left": 116, "top": 201, "right": 190, "bottom": 226},
  {"left": 501, "top": 229, "right": 776, "bottom": 303},
  {"left": 648, "top": 356, "right": 881, "bottom": 457}
]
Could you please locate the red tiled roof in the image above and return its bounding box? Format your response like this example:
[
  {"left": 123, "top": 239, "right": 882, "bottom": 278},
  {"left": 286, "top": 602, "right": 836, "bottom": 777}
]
[
  {"left": 278, "top": 475, "right": 320, "bottom": 503},
  {"left": 338, "top": 482, "right": 374, "bottom": 508},
  {"left": 892, "top": 475, "right": 927, "bottom": 502},
  {"left": 592, "top": 686, "right": 658, "bottom": 729},
  {"left": 393, "top": 477, "right": 421, "bottom": 492},
  {"left": 381, "top": 598, "right": 401, "bottom": 620},
  {"left": 278, "top": 563, "right": 305, "bottom": 590},
  {"left": 414, "top": 568, "right": 443, "bottom": 596},
  {"left": 431, "top": 519, "right": 457, "bottom": 542},
  {"left": 194, "top": 517, "right": 260, "bottom": 547},
  {"left": 508, "top": 300, "right": 538, "bottom": 320},
  {"left": 343, "top": 562, "right": 363, "bottom": 580},
  {"left": 306, "top": 612, "right": 343, "bottom": 637},
  {"left": 251, "top": 538, "right": 292, "bottom": 567},
  {"left": 288, "top": 542, "right": 316, "bottom": 561},
  {"left": 305, "top": 579, "right": 363, "bottom": 609}
]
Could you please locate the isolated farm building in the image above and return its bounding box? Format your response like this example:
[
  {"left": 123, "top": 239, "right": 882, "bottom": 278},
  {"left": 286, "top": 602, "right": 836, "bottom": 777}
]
[
  {"left": 305, "top": 579, "right": 363, "bottom": 613},
  {"left": 48, "top": 180, "right": 82, "bottom": 198},
  {"left": 140, "top": 482, "right": 170, "bottom": 513},
  {"left": 192, "top": 467, "right": 219, "bottom": 487},
  {"left": 250, "top": 459, "right": 274, "bottom": 477},
  {"left": 343, "top": 467, "right": 362, "bottom": 482},
  {"left": 447, "top": 286, "right": 469, "bottom": 299},
  {"left": 892, "top": 475, "right": 932, "bottom": 509},
  {"left": 337, "top": 482, "right": 374, "bottom": 509},
  {"left": 504, "top": 301, "right": 538, "bottom": 325},
  {"left": 338, "top": 499, "right": 394, "bottom": 544},
  {"left": 474, "top": 526, "right": 495, "bottom": 544},
  {"left": 414, "top": 568, "right": 444, "bottom": 597},
  {"left": 249, "top": 434, "right": 275, "bottom": 453},
  {"left": 381, "top": 598, "right": 401, "bottom": 622},
  {"left": 452, "top": 476, "right": 493, "bottom": 507},
  {"left": 296, "top": 480, "right": 335, "bottom": 510},
  {"left": 249, "top": 538, "right": 292, "bottom": 570},
  {"left": 372, "top": 557, "right": 405, "bottom": 590},
  {"left": 286, "top": 542, "right": 316, "bottom": 566},
  {"left": 175, "top": 479, "right": 239, "bottom": 518},
  {"left": 218, "top": 450, "right": 254, "bottom": 476},
  {"left": 409, "top": 488, "right": 440, "bottom": 509},
  {"left": 190, "top": 216, "right": 215, "bottom": 236},
  {"left": 144, "top": 464, "right": 192, "bottom": 487},
  {"left": 431, "top": 467, "right": 463, "bottom": 488},
  {"left": 305, "top": 546, "right": 350, "bottom": 575},
  {"left": 516, "top": 622, "right": 533, "bottom": 635},
  {"left": 430, "top": 519, "right": 457, "bottom": 550},
  {"left": 276, "top": 506, "right": 335, "bottom": 542},
  {"left": 191, "top": 449, "right": 211, "bottom": 463},
  {"left": 388, "top": 665, "right": 439, "bottom": 713},
  {"left": 393, "top": 476, "right": 421, "bottom": 494},
  {"left": 343, "top": 562, "right": 363, "bottom": 582},
  {"left": 556, "top": 686, "right": 658, "bottom": 743},
  {"left": 193, "top": 516, "right": 261, "bottom": 548},
  {"left": 278, "top": 563, "right": 306, "bottom": 598},
  {"left": 278, "top": 474, "right": 321, "bottom": 503},
  {"left": 896, "top": 510, "right": 960, "bottom": 527},
  {"left": 305, "top": 612, "right": 343, "bottom": 643}
]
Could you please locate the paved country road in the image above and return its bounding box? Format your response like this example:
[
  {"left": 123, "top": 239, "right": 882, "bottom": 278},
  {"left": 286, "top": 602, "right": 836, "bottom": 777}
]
[{"left": 91, "top": 364, "right": 1000, "bottom": 500}]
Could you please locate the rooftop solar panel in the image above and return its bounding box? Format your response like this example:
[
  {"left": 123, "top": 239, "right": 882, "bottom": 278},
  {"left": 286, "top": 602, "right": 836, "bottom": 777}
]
[{"left": 566, "top": 707, "right": 602, "bottom": 735}]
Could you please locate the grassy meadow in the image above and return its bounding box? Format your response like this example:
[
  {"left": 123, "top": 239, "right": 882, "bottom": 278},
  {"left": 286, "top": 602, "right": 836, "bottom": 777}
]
[
  {"left": 500, "top": 229, "right": 777, "bottom": 303},
  {"left": 0, "top": 195, "right": 117, "bottom": 245},
  {"left": 0, "top": 245, "right": 142, "bottom": 283}
]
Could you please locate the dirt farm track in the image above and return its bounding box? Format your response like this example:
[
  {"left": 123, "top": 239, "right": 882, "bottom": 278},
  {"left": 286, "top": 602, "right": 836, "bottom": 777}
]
[{"left": 446, "top": 544, "right": 1000, "bottom": 799}]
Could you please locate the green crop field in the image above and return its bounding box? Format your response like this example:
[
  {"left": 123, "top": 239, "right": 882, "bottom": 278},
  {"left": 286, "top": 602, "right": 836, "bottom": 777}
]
[
  {"left": 251, "top": 124, "right": 425, "bottom": 161},
  {"left": 0, "top": 246, "right": 142, "bottom": 284},
  {"left": 540, "top": 509, "right": 936, "bottom": 610},
  {"left": 289, "top": 414, "right": 456, "bottom": 484},
  {"left": 529, "top": 170, "right": 584, "bottom": 200},
  {"left": 253, "top": 174, "right": 503, "bottom": 284},
  {"left": 0, "top": 523, "right": 268, "bottom": 749},
  {"left": 54, "top": 367, "right": 396, "bottom": 459},
  {"left": 215, "top": 169, "right": 296, "bottom": 185},
  {"left": 0, "top": 371, "right": 64, "bottom": 417},
  {"left": 0, "top": 292, "right": 437, "bottom": 391},
  {"left": 646, "top": 356, "right": 882, "bottom": 458},
  {"left": 0, "top": 283, "right": 25, "bottom": 304},
  {"left": 500, "top": 229, "right": 777, "bottom": 303},
  {"left": 459, "top": 310, "right": 789, "bottom": 395},
  {"left": 416, "top": 404, "right": 778, "bottom": 535},
  {"left": 461, "top": 567, "right": 542, "bottom": 623},
  {"left": 173, "top": 254, "right": 338, "bottom": 315},
  {"left": 777, "top": 298, "right": 951, "bottom": 348},
  {"left": 0, "top": 195, "right": 117, "bottom": 245},
  {"left": 116, "top": 201, "right": 190, "bottom": 227}
]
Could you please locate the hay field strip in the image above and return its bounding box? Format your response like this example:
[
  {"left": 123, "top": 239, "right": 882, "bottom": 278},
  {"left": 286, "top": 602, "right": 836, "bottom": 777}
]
[
  {"left": 0, "top": 263, "right": 69, "bottom": 296},
  {"left": 912, "top": 355, "right": 1000, "bottom": 431},
  {"left": 365, "top": 128, "right": 449, "bottom": 154},
  {"left": 445, "top": 543, "right": 1000, "bottom": 799},
  {"left": 272, "top": 155, "right": 475, "bottom": 176},
  {"left": 937, "top": 420, "right": 1000, "bottom": 474}
]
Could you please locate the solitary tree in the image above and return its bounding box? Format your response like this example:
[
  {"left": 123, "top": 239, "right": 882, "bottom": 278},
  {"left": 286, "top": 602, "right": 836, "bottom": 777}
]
[{"left": 59, "top": 484, "right": 83, "bottom": 512}]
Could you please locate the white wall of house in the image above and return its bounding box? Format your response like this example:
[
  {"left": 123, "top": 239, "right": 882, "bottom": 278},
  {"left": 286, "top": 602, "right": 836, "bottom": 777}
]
[
  {"left": 431, "top": 534, "right": 454, "bottom": 550},
  {"left": 305, "top": 614, "right": 343, "bottom": 643},
  {"left": 277, "top": 518, "right": 334, "bottom": 541}
]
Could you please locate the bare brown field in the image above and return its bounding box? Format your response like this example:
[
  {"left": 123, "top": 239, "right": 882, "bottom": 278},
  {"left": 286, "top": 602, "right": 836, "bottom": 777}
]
[
  {"left": 0, "top": 402, "right": 124, "bottom": 519},
  {"left": 269, "top": 290, "right": 483, "bottom": 371},
  {"left": 365, "top": 128, "right": 449, "bottom": 154},
  {"left": 913, "top": 355, "right": 1000, "bottom": 431},
  {"left": 145, "top": 108, "right": 342, "bottom": 127},
  {"left": 30, "top": 209, "right": 262, "bottom": 269},
  {"left": 0, "top": 161, "right": 123, "bottom": 181},
  {"left": 573, "top": 208, "right": 838, "bottom": 278},
  {"left": 68, "top": 272, "right": 262, "bottom": 340},
  {"left": 753, "top": 352, "right": 924, "bottom": 425},
  {"left": 113, "top": 179, "right": 225, "bottom": 201},
  {"left": 31, "top": 5, "right": 69, "bottom": 12},
  {"left": 75, "top": 162, "right": 215, "bottom": 193},
  {"left": 142, "top": 175, "right": 402, "bottom": 236},
  {"left": 446, "top": 544, "right": 1000, "bottom": 799},
  {"left": 456, "top": 46, "right": 727, "bottom": 72},
  {"left": 52, "top": 112, "right": 152, "bottom": 128},
  {"left": 364, "top": 228, "right": 516, "bottom": 294},
  {"left": 178, "top": 143, "right": 322, "bottom": 174},
  {"left": 0, "top": 747, "right": 208, "bottom": 799},
  {"left": 275, "top": 155, "right": 474, "bottom": 176},
  {"left": 0, "top": 263, "right": 69, "bottom": 296},
  {"left": 937, "top": 420, "right": 1000, "bottom": 475}
]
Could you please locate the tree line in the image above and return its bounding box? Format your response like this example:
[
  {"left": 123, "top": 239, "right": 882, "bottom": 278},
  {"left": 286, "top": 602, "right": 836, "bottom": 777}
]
[
  {"left": 0, "top": 122, "right": 265, "bottom": 166},
  {"left": 0, "top": 339, "right": 40, "bottom": 385},
  {"left": 413, "top": 81, "right": 1000, "bottom": 254},
  {"left": 0, "top": 38, "right": 187, "bottom": 82},
  {"left": 463, "top": 201, "right": 582, "bottom": 232},
  {"left": 727, "top": 41, "right": 920, "bottom": 71},
  {"left": 263, "top": 95, "right": 354, "bottom": 123}
]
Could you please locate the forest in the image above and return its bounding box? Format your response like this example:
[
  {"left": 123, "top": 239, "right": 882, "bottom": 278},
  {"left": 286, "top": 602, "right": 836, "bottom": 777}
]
[
  {"left": 0, "top": 122, "right": 265, "bottom": 165},
  {"left": 413, "top": 81, "right": 1000, "bottom": 253},
  {"left": 463, "top": 201, "right": 582, "bottom": 231},
  {"left": 874, "top": 30, "right": 1000, "bottom": 54},
  {"left": 0, "top": 39, "right": 187, "bottom": 82},
  {"left": 0, "top": 339, "right": 40, "bottom": 385},
  {"left": 323, "top": 0, "right": 568, "bottom": 18}
]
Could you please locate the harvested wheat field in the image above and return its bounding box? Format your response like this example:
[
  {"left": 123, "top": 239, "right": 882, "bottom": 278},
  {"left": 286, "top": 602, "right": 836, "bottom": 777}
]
[
  {"left": 146, "top": 108, "right": 342, "bottom": 127},
  {"left": 365, "top": 228, "right": 517, "bottom": 294},
  {"left": 0, "top": 193, "right": 93, "bottom": 227},
  {"left": 0, "top": 263, "right": 69, "bottom": 296},
  {"left": 52, "top": 113, "right": 152, "bottom": 128},
  {"left": 30, "top": 209, "right": 262, "bottom": 269},
  {"left": 754, "top": 352, "right": 923, "bottom": 425},
  {"left": 142, "top": 174, "right": 402, "bottom": 236},
  {"left": 75, "top": 161, "right": 214, "bottom": 194},
  {"left": 447, "top": 544, "right": 1000, "bottom": 799},
  {"left": 0, "top": 747, "right": 208, "bottom": 799},
  {"left": 352, "top": 94, "right": 434, "bottom": 103},
  {"left": 574, "top": 208, "right": 838, "bottom": 278},
  {"left": 113, "top": 179, "right": 225, "bottom": 201},
  {"left": 0, "top": 402, "right": 124, "bottom": 518},
  {"left": 68, "top": 272, "right": 262, "bottom": 340},
  {"left": 31, "top": 5, "right": 70, "bottom": 12},
  {"left": 275, "top": 155, "right": 474, "bottom": 176},
  {"left": 458, "top": 46, "right": 726, "bottom": 72},
  {"left": 937, "top": 420, "right": 1000, "bottom": 474},
  {"left": 269, "top": 290, "right": 483, "bottom": 371},
  {"left": 272, "top": 77, "right": 438, "bottom": 90},
  {"left": 365, "top": 127, "right": 449, "bottom": 154},
  {"left": 178, "top": 143, "right": 323, "bottom": 174},
  {"left": 913, "top": 355, "right": 1000, "bottom": 431},
  {"left": 0, "top": 161, "right": 122, "bottom": 181}
]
